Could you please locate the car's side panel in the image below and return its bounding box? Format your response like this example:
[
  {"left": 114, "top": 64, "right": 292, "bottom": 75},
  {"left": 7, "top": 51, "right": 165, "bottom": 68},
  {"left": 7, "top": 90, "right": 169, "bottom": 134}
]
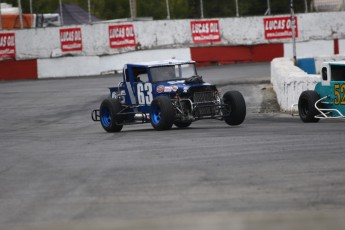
[
  {"left": 315, "top": 81, "right": 345, "bottom": 115},
  {"left": 134, "top": 82, "right": 153, "bottom": 113}
]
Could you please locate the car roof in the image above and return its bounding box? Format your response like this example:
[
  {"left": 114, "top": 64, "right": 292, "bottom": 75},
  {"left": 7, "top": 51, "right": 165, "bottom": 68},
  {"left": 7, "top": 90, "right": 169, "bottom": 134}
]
[
  {"left": 125, "top": 59, "right": 195, "bottom": 68},
  {"left": 326, "top": 61, "right": 345, "bottom": 66}
]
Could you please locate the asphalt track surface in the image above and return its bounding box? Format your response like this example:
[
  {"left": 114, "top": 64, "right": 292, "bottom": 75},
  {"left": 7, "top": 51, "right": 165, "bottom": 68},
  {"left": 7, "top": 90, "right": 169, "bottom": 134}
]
[{"left": 1, "top": 63, "right": 345, "bottom": 230}]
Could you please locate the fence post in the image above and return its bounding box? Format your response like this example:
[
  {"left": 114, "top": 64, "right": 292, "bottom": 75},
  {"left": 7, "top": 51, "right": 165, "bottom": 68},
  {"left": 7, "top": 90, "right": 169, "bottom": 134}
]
[
  {"left": 166, "top": 0, "right": 170, "bottom": 19},
  {"left": 59, "top": 0, "right": 64, "bottom": 26},
  {"left": 88, "top": 0, "right": 92, "bottom": 24},
  {"left": 0, "top": 1, "right": 2, "bottom": 30},
  {"left": 235, "top": 0, "right": 239, "bottom": 17},
  {"left": 200, "top": 0, "right": 204, "bottom": 18},
  {"left": 304, "top": 0, "right": 308, "bottom": 12},
  {"left": 29, "top": 0, "right": 33, "bottom": 14},
  {"left": 265, "top": 0, "right": 271, "bottom": 15},
  {"left": 290, "top": 0, "right": 297, "bottom": 65},
  {"left": 17, "top": 0, "right": 23, "bottom": 29}
]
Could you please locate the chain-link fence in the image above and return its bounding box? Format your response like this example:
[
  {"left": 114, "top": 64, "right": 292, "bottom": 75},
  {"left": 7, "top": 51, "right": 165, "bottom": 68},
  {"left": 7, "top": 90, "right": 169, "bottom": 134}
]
[
  {"left": 209, "top": 0, "right": 345, "bottom": 18},
  {"left": 1, "top": 0, "right": 345, "bottom": 30},
  {"left": 144, "top": 0, "right": 345, "bottom": 19}
]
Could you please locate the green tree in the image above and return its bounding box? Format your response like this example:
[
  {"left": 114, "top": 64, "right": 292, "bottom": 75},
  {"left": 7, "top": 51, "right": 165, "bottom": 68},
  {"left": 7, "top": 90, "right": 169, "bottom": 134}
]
[
  {"left": 170, "top": 0, "right": 189, "bottom": 19},
  {"left": 0, "top": 0, "right": 313, "bottom": 20},
  {"left": 204, "top": 0, "right": 236, "bottom": 18},
  {"left": 137, "top": 0, "right": 166, "bottom": 19}
]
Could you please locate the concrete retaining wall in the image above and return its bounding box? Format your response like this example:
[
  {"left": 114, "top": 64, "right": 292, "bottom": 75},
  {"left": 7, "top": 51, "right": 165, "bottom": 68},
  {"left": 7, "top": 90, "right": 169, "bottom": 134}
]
[
  {"left": 11, "top": 11, "right": 345, "bottom": 60},
  {"left": 271, "top": 53, "right": 345, "bottom": 112},
  {"left": 271, "top": 58, "right": 320, "bottom": 112},
  {"left": 37, "top": 48, "right": 191, "bottom": 78},
  {"left": 284, "top": 40, "right": 345, "bottom": 60}
]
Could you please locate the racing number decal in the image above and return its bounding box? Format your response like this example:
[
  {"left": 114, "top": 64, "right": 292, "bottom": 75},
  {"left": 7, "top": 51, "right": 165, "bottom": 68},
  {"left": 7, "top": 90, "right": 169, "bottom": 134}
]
[
  {"left": 334, "top": 84, "right": 345, "bottom": 105},
  {"left": 137, "top": 83, "right": 153, "bottom": 105}
]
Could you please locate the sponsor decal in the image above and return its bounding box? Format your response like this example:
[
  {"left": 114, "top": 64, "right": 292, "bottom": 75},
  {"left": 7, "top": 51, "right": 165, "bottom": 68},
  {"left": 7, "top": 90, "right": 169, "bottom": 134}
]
[
  {"left": 109, "top": 24, "right": 136, "bottom": 48},
  {"left": 0, "top": 33, "right": 15, "bottom": 58},
  {"left": 60, "top": 28, "right": 83, "bottom": 52},
  {"left": 183, "top": 86, "right": 189, "bottom": 93},
  {"left": 164, "top": 86, "right": 173, "bottom": 93},
  {"left": 172, "top": 86, "right": 178, "bottom": 92},
  {"left": 264, "top": 16, "right": 298, "bottom": 40},
  {"left": 191, "top": 20, "right": 221, "bottom": 43},
  {"left": 167, "top": 80, "right": 185, "bottom": 84},
  {"left": 156, "top": 85, "right": 165, "bottom": 93}
]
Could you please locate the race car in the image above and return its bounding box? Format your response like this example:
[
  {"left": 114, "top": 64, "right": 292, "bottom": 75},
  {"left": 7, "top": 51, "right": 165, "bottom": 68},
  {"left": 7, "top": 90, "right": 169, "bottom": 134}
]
[
  {"left": 92, "top": 59, "right": 246, "bottom": 131},
  {"left": 297, "top": 61, "right": 345, "bottom": 122}
]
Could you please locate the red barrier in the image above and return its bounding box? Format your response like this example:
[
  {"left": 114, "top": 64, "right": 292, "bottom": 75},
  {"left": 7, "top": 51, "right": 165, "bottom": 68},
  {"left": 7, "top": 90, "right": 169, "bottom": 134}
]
[
  {"left": 0, "top": 59, "right": 37, "bottom": 80},
  {"left": 191, "top": 44, "right": 284, "bottom": 65},
  {"left": 251, "top": 44, "right": 284, "bottom": 62},
  {"left": 334, "top": 38, "right": 339, "bottom": 55},
  {"left": 191, "top": 46, "right": 251, "bottom": 65}
]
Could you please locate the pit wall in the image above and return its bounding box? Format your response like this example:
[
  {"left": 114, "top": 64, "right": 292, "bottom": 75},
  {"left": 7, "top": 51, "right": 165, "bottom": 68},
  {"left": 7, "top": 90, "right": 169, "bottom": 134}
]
[
  {"left": 271, "top": 54, "right": 345, "bottom": 112},
  {"left": 2, "top": 11, "right": 345, "bottom": 80}
]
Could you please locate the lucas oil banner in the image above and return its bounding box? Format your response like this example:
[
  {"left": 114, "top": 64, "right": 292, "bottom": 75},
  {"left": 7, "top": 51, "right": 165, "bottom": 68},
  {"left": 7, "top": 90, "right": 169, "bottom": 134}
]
[
  {"left": 191, "top": 20, "right": 221, "bottom": 43},
  {"left": 109, "top": 24, "right": 136, "bottom": 49},
  {"left": 264, "top": 16, "right": 298, "bottom": 40},
  {"left": 0, "top": 33, "right": 16, "bottom": 58},
  {"left": 59, "top": 28, "right": 83, "bottom": 52}
]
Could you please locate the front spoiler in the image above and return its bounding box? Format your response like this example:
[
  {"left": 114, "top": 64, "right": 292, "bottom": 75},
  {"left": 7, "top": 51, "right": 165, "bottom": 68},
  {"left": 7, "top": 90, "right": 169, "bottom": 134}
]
[
  {"left": 291, "top": 95, "right": 345, "bottom": 119},
  {"left": 91, "top": 110, "right": 100, "bottom": 121}
]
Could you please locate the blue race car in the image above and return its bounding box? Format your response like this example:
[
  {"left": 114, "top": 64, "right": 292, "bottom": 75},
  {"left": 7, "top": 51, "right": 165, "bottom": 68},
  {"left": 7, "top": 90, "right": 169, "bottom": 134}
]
[{"left": 92, "top": 60, "right": 246, "bottom": 131}]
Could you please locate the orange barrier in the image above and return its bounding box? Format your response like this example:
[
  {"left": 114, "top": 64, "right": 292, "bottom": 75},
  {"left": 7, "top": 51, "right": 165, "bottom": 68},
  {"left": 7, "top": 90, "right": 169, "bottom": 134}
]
[{"left": 1, "top": 14, "right": 34, "bottom": 29}]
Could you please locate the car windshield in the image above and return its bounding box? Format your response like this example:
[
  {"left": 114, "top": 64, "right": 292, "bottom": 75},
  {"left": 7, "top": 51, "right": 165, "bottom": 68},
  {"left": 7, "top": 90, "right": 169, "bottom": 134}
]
[{"left": 150, "top": 64, "right": 197, "bottom": 82}]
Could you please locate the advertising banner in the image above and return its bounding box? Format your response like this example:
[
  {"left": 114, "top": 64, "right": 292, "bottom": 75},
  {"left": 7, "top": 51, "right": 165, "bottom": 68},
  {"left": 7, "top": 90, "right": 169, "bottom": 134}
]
[
  {"left": 191, "top": 20, "right": 221, "bottom": 43},
  {"left": 0, "top": 33, "right": 16, "bottom": 58},
  {"left": 60, "top": 28, "right": 83, "bottom": 52},
  {"left": 109, "top": 24, "right": 136, "bottom": 48},
  {"left": 264, "top": 16, "right": 298, "bottom": 40}
]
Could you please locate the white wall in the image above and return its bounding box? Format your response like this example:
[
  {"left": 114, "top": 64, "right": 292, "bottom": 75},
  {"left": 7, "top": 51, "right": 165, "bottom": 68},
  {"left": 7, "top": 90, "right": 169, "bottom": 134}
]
[
  {"left": 12, "top": 11, "right": 345, "bottom": 60},
  {"left": 284, "top": 40, "right": 334, "bottom": 58},
  {"left": 37, "top": 48, "right": 191, "bottom": 78},
  {"left": 271, "top": 58, "right": 320, "bottom": 111}
]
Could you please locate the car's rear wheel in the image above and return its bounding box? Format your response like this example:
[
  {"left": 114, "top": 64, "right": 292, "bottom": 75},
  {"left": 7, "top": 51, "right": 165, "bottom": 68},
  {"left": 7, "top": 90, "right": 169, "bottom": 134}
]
[
  {"left": 174, "top": 120, "right": 192, "bottom": 128},
  {"left": 223, "top": 91, "right": 246, "bottom": 126},
  {"left": 150, "top": 96, "right": 175, "bottom": 131},
  {"left": 100, "top": 98, "right": 124, "bottom": 132},
  {"left": 298, "top": 90, "right": 321, "bottom": 123}
]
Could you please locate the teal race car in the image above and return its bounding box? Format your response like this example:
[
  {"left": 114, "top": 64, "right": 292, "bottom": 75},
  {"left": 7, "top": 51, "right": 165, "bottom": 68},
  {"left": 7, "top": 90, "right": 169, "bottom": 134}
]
[{"left": 298, "top": 61, "right": 345, "bottom": 122}]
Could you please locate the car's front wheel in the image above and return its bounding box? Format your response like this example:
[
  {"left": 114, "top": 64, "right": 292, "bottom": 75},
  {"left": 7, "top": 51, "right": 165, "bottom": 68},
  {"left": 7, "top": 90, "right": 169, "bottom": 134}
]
[
  {"left": 223, "top": 91, "right": 246, "bottom": 126},
  {"left": 100, "top": 98, "right": 124, "bottom": 132},
  {"left": 150, "top": 96, "right": 175, "bottom": 131},
  {"left": 298, "top": 90, "right": 321, "bottom": 123}
]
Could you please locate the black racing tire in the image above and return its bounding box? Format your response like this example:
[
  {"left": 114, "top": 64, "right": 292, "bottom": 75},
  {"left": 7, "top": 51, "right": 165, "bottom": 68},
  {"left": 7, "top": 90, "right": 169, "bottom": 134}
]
[
  {"left": 298, "top": 90, "right": 321, "bottom": 123},
  {"left": 223, "top": 91, "right": 246, "bottom": 126},
  {"left": 174, "top": 120, "right": 192, "bottom": 128},
  {"left": 150, "top": 96, "right": 176, "bottom": 131},
  {"left": 99, "top": 98, "right": 124, "bottom": 132}
]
